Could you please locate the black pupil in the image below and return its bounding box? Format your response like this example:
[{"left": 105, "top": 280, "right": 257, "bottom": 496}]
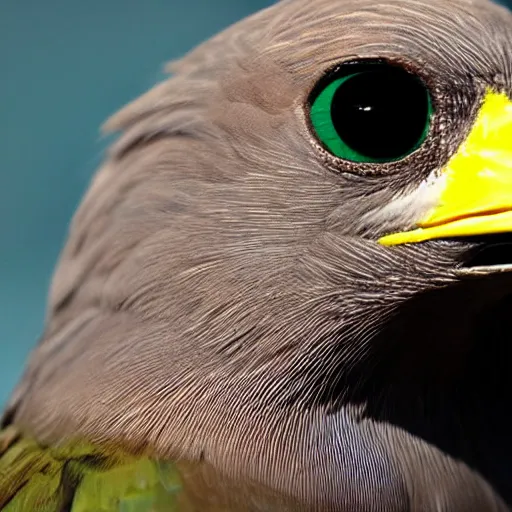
[{"left": 330, "top": 68, "right": 429, "bottom": 160}]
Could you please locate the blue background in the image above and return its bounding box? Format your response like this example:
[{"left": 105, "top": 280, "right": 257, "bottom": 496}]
[{"left": 0, "top": 0, "right": 510, "bottom": 407}]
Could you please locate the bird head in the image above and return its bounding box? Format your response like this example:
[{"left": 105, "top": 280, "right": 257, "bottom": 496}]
[
  {"left": 92, "top": 0, "right": 512, "bottom": 403},
  {"left": 7, "top": 0, "right": 512, "bottom": 508}
]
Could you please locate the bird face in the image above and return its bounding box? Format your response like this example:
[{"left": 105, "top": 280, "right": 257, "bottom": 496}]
[
  {"left": 130, "top": 0, "right": 512, "bottom": 353},
  {"left": 265, "top": 0, "right": 512, "bottom": 274},
  {"left": 126, "top": 0, "right": 512, "bottom": 302},
  {"left": 215, "top": 0, "right": 512, "bottom": 309}
]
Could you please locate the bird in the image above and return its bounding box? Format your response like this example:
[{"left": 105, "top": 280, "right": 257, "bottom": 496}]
[{"left": 2, "top": 0, "right": 512, "bottom": 509}]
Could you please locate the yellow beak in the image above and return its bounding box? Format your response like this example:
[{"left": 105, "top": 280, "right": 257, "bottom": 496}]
[{"left": 379, "top": 91, "right": 512, "bottom": 246}]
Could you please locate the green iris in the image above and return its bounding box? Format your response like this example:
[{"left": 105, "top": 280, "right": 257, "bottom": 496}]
[{"left": 309, "top": 64, "right": 433, "bottom": 163}]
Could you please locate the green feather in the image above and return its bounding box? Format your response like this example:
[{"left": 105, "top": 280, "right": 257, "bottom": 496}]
[{"left": 0, "top": 427, "right": 189, "bottom": 511}]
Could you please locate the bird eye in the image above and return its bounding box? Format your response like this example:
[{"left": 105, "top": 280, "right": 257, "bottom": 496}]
[{"left": 309, "top": 63, "right": 433, "bottom": 163}]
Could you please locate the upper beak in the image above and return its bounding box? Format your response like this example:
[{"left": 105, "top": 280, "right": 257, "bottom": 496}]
[{"left": 379, "top": 91, "right": 512, "bottom": 246}]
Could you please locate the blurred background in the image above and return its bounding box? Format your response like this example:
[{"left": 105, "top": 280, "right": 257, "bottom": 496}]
[{"left": 1, "top": 0, "right": 511, "bottom": 408}]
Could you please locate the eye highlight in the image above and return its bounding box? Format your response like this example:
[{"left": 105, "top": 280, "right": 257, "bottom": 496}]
[{"left": 309, "top": 62, "right": 433, "bottom": 163}]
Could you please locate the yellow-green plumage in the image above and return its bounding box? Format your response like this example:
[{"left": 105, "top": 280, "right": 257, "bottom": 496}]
[{"left": 0, "top": 428, "right": 187, "bottom": 512}]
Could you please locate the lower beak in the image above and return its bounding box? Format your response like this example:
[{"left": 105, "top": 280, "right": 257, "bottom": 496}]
[{"left": 379, "top": 92, "right": 512, "bottom": 246}]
